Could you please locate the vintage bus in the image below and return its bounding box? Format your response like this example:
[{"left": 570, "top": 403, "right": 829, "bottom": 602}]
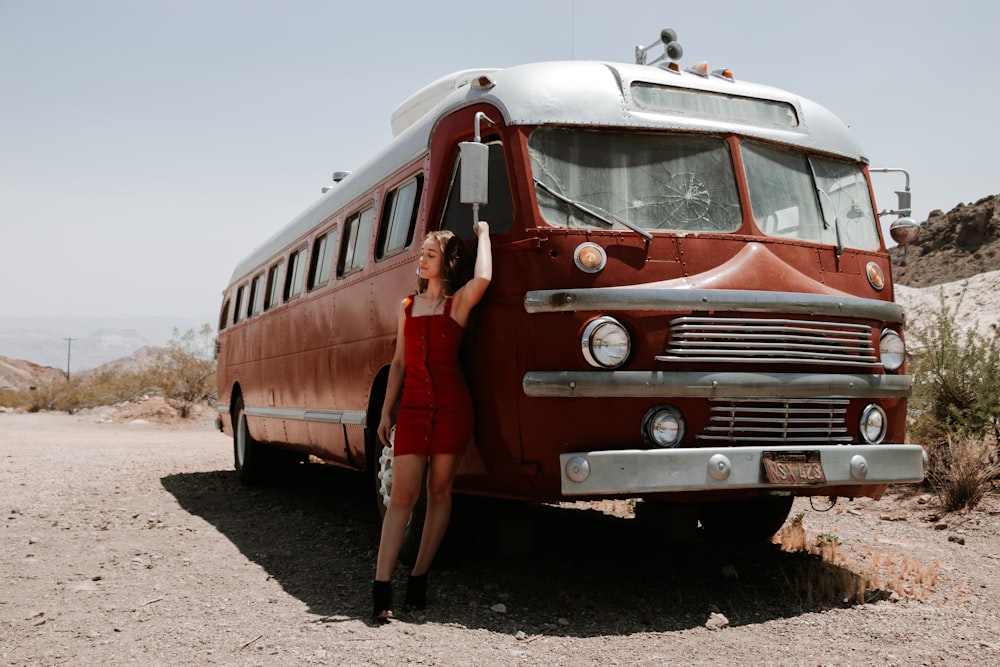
[{"left": 215, "top": 28, "right": 925, "bottom": 540}]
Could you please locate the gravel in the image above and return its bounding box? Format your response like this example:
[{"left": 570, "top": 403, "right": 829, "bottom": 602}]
[{"left": 2, "top": 408, "right": 1000, "bottom": 666}]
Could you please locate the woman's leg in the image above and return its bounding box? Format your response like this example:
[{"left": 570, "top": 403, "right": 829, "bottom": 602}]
[
  {"left": 410, "top": 453, "right": 461, "bottom": 577},
  {"left": 375, "top": 454, "right": 427, "bottom": 581}
]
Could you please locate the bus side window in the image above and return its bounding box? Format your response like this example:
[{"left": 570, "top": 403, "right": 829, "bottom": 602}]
[
  {"left": 339, "top": 205, "right": 374, "bottom": 277},
  {"left": 233, "top": 285, "right": 247, "bottom": 324},
  {"left": 441, "top": 142, "right": 513, "bottom": 240},
  {"left": 377, "top": 175, "right": 423, "bottom": 260},
  {"left": 308, "top": 228, "right": 338, "bottom": 290},
  {"left": 219, "top": 299, "right": 230, "bottom": 331},
  {"left": 265, "top": 261, "right": 285, "bottom": 311},
  {"left": 285, "top": 245, "right": 307, "bottom": 301},
  {"left": 248, "top": 273, "right": 264, "bottom": 317}
]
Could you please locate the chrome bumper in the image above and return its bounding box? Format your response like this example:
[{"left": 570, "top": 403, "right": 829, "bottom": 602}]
[{"left": 559, "top": 444, "right": 926, "bottom": 496}]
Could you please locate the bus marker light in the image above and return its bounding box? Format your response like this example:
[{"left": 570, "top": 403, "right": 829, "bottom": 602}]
[
  {"left": 687, "top": 61, "right": 710, "bottom": 77},
  {"left": 866, "top": 262, "right": 885, "bottom": 291},
  {"left": 574, "top": 242, "right": 607, "bottom": 273},
  {"left": 565, "top": 456, "right": 591, "bottom": 483}
]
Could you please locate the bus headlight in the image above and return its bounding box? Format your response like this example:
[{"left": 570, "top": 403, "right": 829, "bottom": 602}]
[
  {"left": 643, "top": 406, "right": 685, "bottom": 447},
  {"left": 582, "top": 316, "right": 630, "bottom": 368},
  {"left": 859, "top": 404, "right": 887, "bottom": 444},
  {"left": 880, "top": 329, "right": 905, "bottom": 371}
]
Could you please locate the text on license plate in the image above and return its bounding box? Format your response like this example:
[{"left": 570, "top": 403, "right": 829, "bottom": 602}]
[{"left": 761, "top": 451, "right": 827, "bottom": 486}]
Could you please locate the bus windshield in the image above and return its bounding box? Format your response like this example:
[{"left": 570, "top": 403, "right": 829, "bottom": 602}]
[
  {"left": 742, "top": 140, "right": 880, "bottom": 251},
  {"left": 529, "top": 128, "right": 742, "bottom": 233},
  {"left": 528, "top": 128, "right": 880, "bottom": 251}
]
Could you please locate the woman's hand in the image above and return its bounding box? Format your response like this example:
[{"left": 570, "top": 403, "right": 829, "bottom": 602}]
[
  {"left": 377, "top": 414, "right": 394, "bottom": 447},
  {"left": 473, "top": 220, "right": 490, "bottom": 238}
]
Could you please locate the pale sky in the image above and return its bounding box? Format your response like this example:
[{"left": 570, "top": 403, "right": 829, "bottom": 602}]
[{"left": 2, "top": 0, "right": 998, "bottom": 323}]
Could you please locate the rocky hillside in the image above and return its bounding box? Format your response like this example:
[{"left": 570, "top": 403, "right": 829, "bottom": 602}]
[
  {"left": 890, "top": 193, "right": 1000, "bottom": 286},
  {"left": 0, "top": 357, "right": 68, "bottom": 392},
  {"left": 0, "top": 346, "right": 165, "bottom": 393}
]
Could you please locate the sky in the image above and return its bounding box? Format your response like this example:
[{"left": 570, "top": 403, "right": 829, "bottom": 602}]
[{"left": 2, "top": 0, "right": 998, "bottom": 325}]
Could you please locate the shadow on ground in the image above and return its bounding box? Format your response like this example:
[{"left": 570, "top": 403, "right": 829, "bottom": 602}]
[{"left": 161, "top": 463, "right": 875, "bottom": 636}]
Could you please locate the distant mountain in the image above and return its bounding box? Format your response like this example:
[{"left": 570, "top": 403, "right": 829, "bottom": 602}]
[{"left": 0, "top": 316, "right": 209, "bottom": 373}]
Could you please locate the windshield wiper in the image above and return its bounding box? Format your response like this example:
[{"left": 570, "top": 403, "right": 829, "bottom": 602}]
[
  {"left": 816, "top": 188, "right": 845, "bottom": 257},
  {"left": 533, "top": 178, "right": 653, "bottom": 241}
]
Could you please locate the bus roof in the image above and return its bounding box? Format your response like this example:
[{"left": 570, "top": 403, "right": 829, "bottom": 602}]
[{"left": 228, "top": 58, "right": 866, "bottom": 285}]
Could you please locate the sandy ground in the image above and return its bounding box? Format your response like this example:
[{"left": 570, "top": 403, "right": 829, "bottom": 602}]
[{"left": 2, "top": 409, "right": 1000, "bottom": 666}]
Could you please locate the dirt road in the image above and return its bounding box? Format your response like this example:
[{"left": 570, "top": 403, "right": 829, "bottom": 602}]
[{"left": 2, "top": 409, "right": 999, "bottom": 666}]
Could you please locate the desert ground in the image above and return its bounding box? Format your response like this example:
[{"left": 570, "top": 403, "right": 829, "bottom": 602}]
[{"left": 2, "top": 403, "right": 1000, "bottom": 666}]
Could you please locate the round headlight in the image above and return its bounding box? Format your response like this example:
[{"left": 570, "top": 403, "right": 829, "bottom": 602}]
[
  {"left": 880, "top": 329, "right": 905, "bottom": 371},
  {"left": 860, "top": 404, "right": 887, "bottom": 444},
  {"left": 642, "top": 406, "right": 684, "bottom": 448},
  {"left": 582, "top": 316, "right": 630, "bottom": 368}
]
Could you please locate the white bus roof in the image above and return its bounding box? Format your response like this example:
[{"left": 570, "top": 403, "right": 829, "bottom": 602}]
[{"left": 229, "top": 58, "right": 866, "bottom": 284}]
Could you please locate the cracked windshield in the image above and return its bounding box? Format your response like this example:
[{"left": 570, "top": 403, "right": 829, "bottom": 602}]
[
  {"left": 528, "top": 128, "right": 880, "bottom": 251},
  {"left": 528, "top": 128, "right": 742, "bottom": 233}
]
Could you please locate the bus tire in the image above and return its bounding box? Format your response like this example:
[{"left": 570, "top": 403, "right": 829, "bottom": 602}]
[
  {"left": 232, "top": 396, "right": 270, "bottom": 486},
  {"left": 698, "top": 496, "right": 794, "bottom": 542},
  {"left": 366, "top": 425, "right": 425, "bottom": 565}
]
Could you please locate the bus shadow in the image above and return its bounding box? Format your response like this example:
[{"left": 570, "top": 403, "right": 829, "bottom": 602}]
[{"left": 161, "top": 464, "right": 877, "bottom": 636}]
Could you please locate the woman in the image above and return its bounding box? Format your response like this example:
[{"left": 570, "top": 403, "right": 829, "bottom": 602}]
[{"left": 373, "top": 220, "right": 492, "bottom": 621}]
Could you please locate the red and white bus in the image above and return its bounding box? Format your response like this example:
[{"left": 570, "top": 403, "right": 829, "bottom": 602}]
[{"left": 215, "top": 28, "right": 924, "bottom": 539}]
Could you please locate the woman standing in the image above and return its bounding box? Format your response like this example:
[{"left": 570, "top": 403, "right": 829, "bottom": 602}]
[{"left": 373, "top": 221, "right": 492, "bottom": 621}]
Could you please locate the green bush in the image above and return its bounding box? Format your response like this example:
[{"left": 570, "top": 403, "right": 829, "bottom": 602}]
[
  {"left": 908, "top": 288, "right": 1000, "bottom": 445},
  {"left": 152, "top": 324, "right": 216, "bottom": 418},
  {"left": 907, "top": 287, "right": 1000, "bottom": 511}
]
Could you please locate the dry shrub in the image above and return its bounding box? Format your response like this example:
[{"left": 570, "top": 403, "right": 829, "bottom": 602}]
[
  {"left": 777, "top": 520, "right": 940, "bottom": 604},
  {"left": 928, "top": 433, "right": 1000, "bottom": 512}
]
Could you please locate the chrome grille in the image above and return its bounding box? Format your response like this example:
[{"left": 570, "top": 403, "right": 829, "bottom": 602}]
[
  {"left": 697, "top": 398, "right": 851, "bottom": 444},
  {"left": 656, "top": 316, "right": 878, "bottom": 367}
]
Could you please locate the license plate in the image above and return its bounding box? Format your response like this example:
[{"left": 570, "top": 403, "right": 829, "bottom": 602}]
[{"left": 762, "top": 451, "right": 826, "bottom": 486}]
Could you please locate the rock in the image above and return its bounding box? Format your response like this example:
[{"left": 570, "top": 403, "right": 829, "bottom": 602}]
[
  {"left": 949, "top": 535, "right": 966, "bottom": 545},
  {"left": 490, "top": 603, "right": 507, "bottom": 614},
  {"left": 721, "top": 564, "right": 738, "bottom": 581},
  {"left": 705, "top": 612, "right": 729, "bottom": 631}
]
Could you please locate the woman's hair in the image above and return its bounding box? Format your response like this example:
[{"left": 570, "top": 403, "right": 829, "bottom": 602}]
[{"left": 417, "top": 230, "right": 472, "bottom": 295}]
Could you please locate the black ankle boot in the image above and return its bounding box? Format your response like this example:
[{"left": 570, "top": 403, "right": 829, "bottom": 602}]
[
  {"left": 372, "top": 579, "right": 393, "bottom": 621},
  {"left": 405, "top": 573, "right": 427, "bottom": 611}
]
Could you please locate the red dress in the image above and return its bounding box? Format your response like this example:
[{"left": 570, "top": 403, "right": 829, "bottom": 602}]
[{"left": 393, "top": 296, "right": 474, "bottom": 456}]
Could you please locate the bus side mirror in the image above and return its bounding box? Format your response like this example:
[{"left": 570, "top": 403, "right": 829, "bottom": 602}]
[
  {"left": 889, "top": 217, "right": 919, "bottom": 245},
  {"left": 459, "top": 141, "right": 489, "bottom": 206}
]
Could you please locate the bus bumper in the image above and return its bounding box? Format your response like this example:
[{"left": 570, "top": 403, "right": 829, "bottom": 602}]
[{"left": 559, "top": 444, "right": 926, "bottom": 496}]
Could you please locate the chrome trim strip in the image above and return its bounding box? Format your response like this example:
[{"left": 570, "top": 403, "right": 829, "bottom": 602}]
[
  {"left": 523, "top": 371, "right": 912, "bottom": 398},
  {"left": 560, "top": 444, "right": 926, "bottom": 495},
  {"left": 217, "top": 404, "right": 230, "bottom": 415},
  {"left": 524, "top": 287, "right": 904, "bottom": 323},
  {"left": 244, "top": 406, "right": 367, "bottom": 425}
]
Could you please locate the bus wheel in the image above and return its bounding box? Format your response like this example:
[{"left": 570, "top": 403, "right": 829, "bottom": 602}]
[
  {"left": 368, "top": 427, "right": 425, "bottom": 564},
  {"left": 233, "top": 396, "right": 269, "bottom": 485},
  {"left": 698, "top": 496, "right": 794, "bottom": 542}
]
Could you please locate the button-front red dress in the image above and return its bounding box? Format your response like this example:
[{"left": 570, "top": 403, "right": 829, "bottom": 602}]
[{"left": 393, "top": 296, "right": 474, "bottom": 456}]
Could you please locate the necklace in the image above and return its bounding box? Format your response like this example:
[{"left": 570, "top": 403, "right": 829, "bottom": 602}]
[{"left": 419, "top": 293, "right": 445, "bottom": 313}]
